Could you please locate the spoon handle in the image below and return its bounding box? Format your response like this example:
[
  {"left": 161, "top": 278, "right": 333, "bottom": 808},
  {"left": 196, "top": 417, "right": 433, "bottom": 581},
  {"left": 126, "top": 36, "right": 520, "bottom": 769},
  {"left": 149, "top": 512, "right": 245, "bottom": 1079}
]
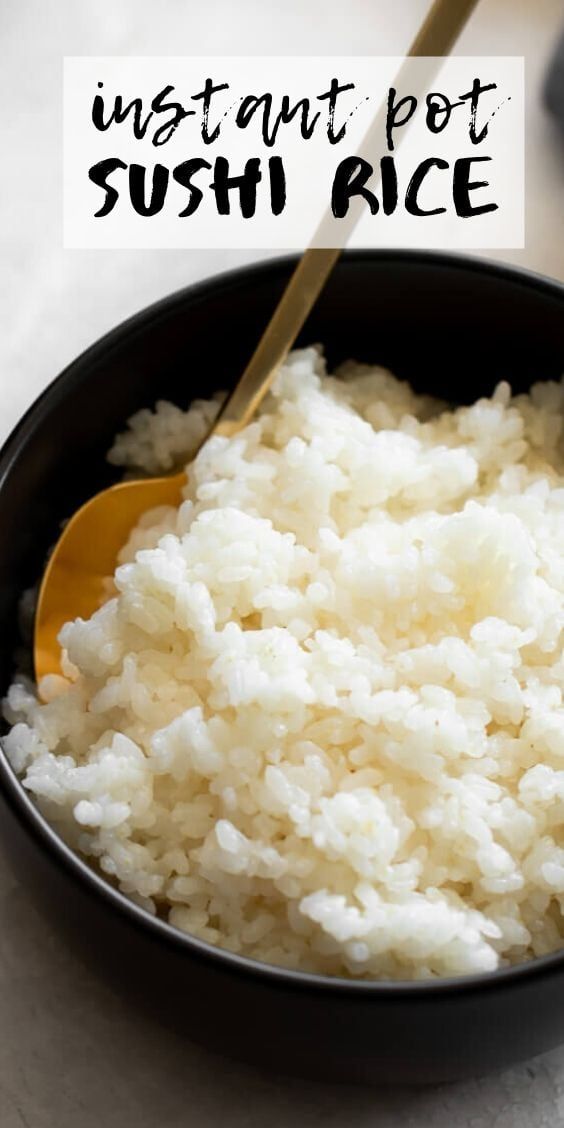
[
  {"left": 213, "top": 247, "right": 341, "bottom": 439},
  {"left": 410, "top": 0, "right": 478, "bottom": 58},
  {"left": 213, "top": 0, "right": 480, "bottom": 441}
]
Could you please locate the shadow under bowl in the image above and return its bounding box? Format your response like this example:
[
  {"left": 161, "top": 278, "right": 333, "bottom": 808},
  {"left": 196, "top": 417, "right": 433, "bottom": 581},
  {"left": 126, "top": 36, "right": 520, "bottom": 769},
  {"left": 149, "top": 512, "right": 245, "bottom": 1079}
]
[{"left": 1, "top": 251, "right": 564, "bottom": 1085}]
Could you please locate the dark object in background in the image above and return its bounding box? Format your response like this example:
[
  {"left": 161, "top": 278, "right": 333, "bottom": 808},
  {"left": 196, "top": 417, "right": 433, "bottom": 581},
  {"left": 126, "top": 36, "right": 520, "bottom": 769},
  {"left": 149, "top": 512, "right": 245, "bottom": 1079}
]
[
  {"left": 1, "top": 253, "right": 564, "bottom": 1086},
  {"left": 545, "top": 26, "right": 564, "bottom": 132}
]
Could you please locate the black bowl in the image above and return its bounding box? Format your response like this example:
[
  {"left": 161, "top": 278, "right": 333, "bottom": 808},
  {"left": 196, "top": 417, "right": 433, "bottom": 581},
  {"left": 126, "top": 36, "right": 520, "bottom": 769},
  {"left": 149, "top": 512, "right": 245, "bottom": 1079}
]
[{"left": 1, "top": 251, "right": 564, "bottom": 1086}]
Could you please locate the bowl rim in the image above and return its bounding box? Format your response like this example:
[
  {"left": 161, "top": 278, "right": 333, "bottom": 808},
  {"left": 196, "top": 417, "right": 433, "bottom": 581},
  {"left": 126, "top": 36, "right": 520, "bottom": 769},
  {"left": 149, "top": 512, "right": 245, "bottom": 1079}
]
[{"left": 2, "top": 247, "right": 564, "bottom": 999}]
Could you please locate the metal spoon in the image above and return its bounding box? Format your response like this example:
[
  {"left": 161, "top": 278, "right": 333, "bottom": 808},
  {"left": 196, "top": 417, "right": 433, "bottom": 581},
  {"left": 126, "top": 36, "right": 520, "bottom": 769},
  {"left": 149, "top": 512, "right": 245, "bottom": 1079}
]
[{"left": 34, "top": 0, "right": 479, "bottom": 683}]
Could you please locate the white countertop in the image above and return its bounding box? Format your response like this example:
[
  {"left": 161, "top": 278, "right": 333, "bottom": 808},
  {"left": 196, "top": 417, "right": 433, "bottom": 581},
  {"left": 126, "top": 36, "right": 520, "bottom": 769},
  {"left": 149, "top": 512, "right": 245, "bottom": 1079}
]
[{"left": 2, "top": 1, "right": 564, "bottom": 1124}]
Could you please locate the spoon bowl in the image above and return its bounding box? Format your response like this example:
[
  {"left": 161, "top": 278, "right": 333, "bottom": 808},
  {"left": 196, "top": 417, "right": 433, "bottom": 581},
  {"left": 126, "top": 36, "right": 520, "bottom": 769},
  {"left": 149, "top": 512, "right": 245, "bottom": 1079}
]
[{"left": 34, "top": 471, "right": 185, "bottom": 682}]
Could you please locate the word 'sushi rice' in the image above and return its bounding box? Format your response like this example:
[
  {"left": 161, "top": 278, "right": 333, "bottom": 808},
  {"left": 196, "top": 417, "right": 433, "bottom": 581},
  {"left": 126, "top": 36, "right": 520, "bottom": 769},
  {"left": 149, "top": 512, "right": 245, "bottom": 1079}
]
[{"left": 5, "top": 346, "right": 564, "bottom": 980}]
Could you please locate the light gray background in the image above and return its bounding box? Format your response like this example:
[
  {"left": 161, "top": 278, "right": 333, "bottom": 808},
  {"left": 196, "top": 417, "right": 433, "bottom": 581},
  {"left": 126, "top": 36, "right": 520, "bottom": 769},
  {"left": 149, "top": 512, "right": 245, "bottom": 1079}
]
[{"left": 1, "top": 1, "right": 564, "bottom": 1124}]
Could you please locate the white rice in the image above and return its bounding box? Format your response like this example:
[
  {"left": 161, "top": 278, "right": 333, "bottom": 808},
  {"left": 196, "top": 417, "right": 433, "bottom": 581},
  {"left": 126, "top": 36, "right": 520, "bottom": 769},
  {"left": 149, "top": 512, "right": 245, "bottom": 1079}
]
[{"left": 4, "top": 345, "right": 564, "bottom": 980}]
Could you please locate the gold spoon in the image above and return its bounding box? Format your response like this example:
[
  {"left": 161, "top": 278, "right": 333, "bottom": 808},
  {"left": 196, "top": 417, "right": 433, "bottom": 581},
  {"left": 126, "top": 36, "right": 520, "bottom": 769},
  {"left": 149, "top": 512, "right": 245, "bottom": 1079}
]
[{"left": 34, "top": 0, "right": 479, "bottom": 683}]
